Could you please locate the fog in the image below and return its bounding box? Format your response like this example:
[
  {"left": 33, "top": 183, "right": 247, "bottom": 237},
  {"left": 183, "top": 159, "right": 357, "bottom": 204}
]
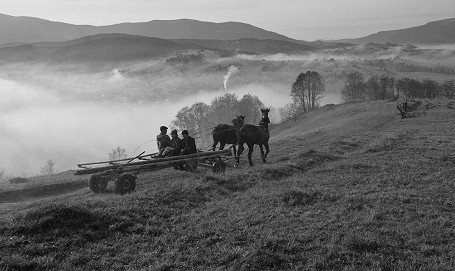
[
  {"left": 3, "top": 45, "right": 452, "bottom": 176},
  {"left": 236, "top": 46, "right": 455, "bottom": 67},
  {"left": 0, "top": 73, "right": 292, "bottom": 176}
]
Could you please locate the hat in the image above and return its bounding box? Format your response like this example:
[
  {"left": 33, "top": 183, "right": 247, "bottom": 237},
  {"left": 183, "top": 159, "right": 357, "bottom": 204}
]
[
  {"left": 160, "top": 126, "right": 168, "bottom": 131},
  {"left": 182, "top": 130, "right": 189, "bottom": 135},
  {"left": 170, "top": 129, "right": 178, "bottom": 135}
]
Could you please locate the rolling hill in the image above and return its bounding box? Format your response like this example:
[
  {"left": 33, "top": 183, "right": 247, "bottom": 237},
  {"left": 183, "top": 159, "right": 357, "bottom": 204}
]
[
  {"left": 0, "top": 34, "right": 318, "bottom": 63},
  {"left": 339, "top": 17, "right": 455, "bottom": 45},
  {"left": 0, "top": 34, "right": 203, "bottom": 62},
  {"left": 1, "top": 99, "right": 455, "bottom": 269},
  {"left": 0, "top": 13, "right": 296, "bottom": 45},
  {"left": 172, "top": 38, "right": 316, "bottom": 54}
]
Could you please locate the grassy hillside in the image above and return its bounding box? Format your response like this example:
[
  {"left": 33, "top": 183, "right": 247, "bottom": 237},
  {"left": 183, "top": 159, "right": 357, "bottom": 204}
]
[{"left": 1, "top": 99, "right": 455, "bottom": 270}]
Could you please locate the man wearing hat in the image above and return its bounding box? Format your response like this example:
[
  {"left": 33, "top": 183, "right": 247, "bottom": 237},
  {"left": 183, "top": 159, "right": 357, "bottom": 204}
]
[
  {"left": 180, "top": 130, "right": 197, "bottom": 155},
  {"left": 156, "top": 126, "right": 171, "bottom": 157},
  {"left": 162, "top": 129, "right": 182, "bottom": 157}
]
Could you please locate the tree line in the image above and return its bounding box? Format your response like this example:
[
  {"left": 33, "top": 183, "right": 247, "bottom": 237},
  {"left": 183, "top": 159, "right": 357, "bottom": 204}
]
[
  {"left": 171, "top": 93, "right": 266, "bottom": 148},
  {"left": 171, "top": 71, "right": 329, "bottom": 148},
  {"left": 166, "top": 52, "right": 203, "bottom": 64},
  {"left": 364, "top": 59, "right": 455, "bottom": 76},
  {"left": 341, "top": 71, "right": 455, "bottom": 102}
]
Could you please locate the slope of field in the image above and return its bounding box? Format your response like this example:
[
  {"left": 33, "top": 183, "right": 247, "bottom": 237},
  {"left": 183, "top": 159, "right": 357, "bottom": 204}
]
[{"left": 1, "top": 99, "right": 455, "bottom": 270}]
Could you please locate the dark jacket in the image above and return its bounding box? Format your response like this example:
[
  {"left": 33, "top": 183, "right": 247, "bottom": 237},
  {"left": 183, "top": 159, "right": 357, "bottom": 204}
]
[
  {"left": 156, "top": 133, "right": 171, "bottom": 155},
  {"left": 181, "top": 136, "right": 197, "bottom": 154},
  {"left": 169, "top": 137, "right": 182, "bottom": 151}
]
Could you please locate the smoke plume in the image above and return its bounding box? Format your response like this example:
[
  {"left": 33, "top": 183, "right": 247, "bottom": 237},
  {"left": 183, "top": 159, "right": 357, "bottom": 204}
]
[{"left": 223, "top": 65, "right": 239, "bottom": 90}]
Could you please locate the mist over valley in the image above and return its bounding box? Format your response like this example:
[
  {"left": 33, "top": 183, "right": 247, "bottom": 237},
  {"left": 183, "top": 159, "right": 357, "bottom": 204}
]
[
  {"left": 2, "top": 5, "right": 455, "bottom": 270},
  {"left": 1, "top": 16, "right": 455, "bottom": 176}
]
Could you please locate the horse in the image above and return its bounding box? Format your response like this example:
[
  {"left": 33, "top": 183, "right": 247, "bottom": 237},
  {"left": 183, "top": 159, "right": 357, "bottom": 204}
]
[
  {"left": 212, "top": 115, "right": 245, "bottom": 157},
  {"left": 235, "top": 108, "right": 270, "bottom": 167}
]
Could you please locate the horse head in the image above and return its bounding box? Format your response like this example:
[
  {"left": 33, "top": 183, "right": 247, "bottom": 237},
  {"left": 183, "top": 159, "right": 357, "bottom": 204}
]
[
  {"left": 259, "top": 108, "right": 270, "bottom": 129},
  {"left": 232, "top": 115, "right": 245, "bottom": 127}
]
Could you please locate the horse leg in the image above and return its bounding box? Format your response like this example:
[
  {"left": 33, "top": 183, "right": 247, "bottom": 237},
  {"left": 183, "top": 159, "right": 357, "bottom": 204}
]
[
  {"left": 232, "top": 144, "right": 237, "bottom": 157},
  {"left": 247, "top": 143, "right": 254, "bottom": 166},
  {"left": 235, "top": 144, "right": 244, "bottom": 167},
  {"left": 212, "top": 140, "right": 218, "bottom": 151},
  {"left": 264, "top": 142, "right": 270, "bottom": 160},
  {"left": 259, "top": 145, "right": 266, "bottom": 163},
  {"left": 219, "top": 142, "right": 225, "bottom": 150}
]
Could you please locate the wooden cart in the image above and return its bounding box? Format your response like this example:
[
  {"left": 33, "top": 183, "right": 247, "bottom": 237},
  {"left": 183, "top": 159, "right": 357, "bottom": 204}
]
[{"left": 75, "top": 149, "right": 232, "bottom": 194}]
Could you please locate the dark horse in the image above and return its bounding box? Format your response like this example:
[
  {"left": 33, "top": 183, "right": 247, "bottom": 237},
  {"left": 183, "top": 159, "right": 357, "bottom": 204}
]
[
  {"left": 235, "top": 108, "right": 270, "bottom": 167},
  {"left": 212, "top": 115, "right": 245, "bottom": 157}
]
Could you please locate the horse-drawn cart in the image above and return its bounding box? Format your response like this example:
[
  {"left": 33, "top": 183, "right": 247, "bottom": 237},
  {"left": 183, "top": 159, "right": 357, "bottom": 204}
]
[{"left": 75, "top": 149, "right": 232, "bottom": 194}]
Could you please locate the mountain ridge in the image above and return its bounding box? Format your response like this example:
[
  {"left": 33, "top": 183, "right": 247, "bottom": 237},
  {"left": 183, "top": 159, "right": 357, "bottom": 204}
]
[
  {"left": 338, "top": 17, "right": 455, "bottom": 45},
  {"left": 0, "top": 34, "right": 204, "bottom": 62},
  {"left": 0, "top": 13, "right": 296, "bottom": 44}
]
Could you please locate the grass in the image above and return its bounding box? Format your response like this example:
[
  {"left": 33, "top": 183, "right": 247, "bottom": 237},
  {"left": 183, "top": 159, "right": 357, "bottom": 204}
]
[{"left": 1, "top": 99, "right": 455, "bottom": 270}]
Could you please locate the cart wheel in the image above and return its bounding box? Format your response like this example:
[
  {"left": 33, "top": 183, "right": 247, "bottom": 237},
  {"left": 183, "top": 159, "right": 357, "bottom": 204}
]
[
  {"left": 212, "top": 159, "right": 226, "bottom": 173},
  {"left": 99, "top": 177, "right": 109, "bottom": 191},
  {"left": 114, "top": 174, "right": 137, "bottom": 195},
  {"left": 186, "top": 160, "right": 198, "bottom": 172},
  {"left": 89, "top": 174, "right": 109, "bottom": 193}
]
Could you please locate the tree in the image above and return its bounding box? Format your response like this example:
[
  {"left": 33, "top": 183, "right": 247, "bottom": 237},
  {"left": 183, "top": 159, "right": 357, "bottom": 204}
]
[
  {"left": 396, "top": 77, "right": 412, "bottom": 100},
  {"left": 279, "top": 102, "right": 302, "bottom": 120},
  {"left": 422, "top": 79, "right": 439, "bottom": 99},
  {"left": 378, "top": 74, "right": 395, "bottom": 100},
  {"left": 366, "top": 75, "right": 381, "bottom": 100},
  {"left": 366, "top": 74, "right": 395, "bottom": 100},
  {"left": 291, "top": 71, "right": 325, "bottom": 112},
  {"left": 442, "top": 80, "right": 455, "bottom": 99},
  {"left": 40, "top": 160, "right": 56, "bottom": 175},
  {"left": 172, "top": 102, "right": 212, "bottom": 148},
  {"left": 341, "top": 71, "right": 366, "bottom": 102},
  {"left": 210, "top": 93, "right": 239, "bottom": 124},
  {"left": 408, "top": 79, "right": 423, "bottom": 98},
  {"left": 108, "top": 147, "right": 128, "bottom": 161},
  {"left": 238, "top": 94, "right": 264, "bottom": 124},
  {"left": 189, "top": 102, "right": 212, "bottom": 147},
  {"left": 171, "top": 93, "right": 268, "bottom": 149},
  {"left": 173, "top": 106, "right": 196, "bottom": 133}
]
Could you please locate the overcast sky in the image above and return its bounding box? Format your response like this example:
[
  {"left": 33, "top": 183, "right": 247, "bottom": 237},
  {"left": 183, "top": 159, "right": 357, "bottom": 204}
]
[{"left": 1, "top": 0, "right": 455, "bottom": 40}]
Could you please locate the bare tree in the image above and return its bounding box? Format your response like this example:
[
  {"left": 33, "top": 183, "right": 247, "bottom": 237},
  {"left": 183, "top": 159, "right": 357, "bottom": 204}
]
[
  {"left": 238, "top": 94, "right": 264, "bottom": 124},
  {"left": 341, "top": 71, "right": 366, "bottom": 102},
  {"left": 396, "top": 77, "right": 412, "bottom": 100},
  {"left": 210, "top": 93, "right": 239, "bottom": 124},
  {"left": 108, "top": 147, "right": 128, "bottom": 161},
  {"left": 422, "top": 79, "right": 439, "bottom": 99},
  {"left": 40, "top": 160, "right": 56, "bottom": 175},
  {"left": 279, "top": 102, "right": 302, "bottom": 120},
  {"left": 442, "top": 80, "right": 455, "bottom": 99},
  {"left": 171, "top": 93, "right": 268, "bottom": 148},
  {"left": 291, "top": 71, "right": 325, "bottom": 112}
]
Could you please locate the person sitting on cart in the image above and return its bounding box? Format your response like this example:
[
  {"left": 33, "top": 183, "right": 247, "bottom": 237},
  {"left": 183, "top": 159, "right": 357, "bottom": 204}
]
[
  {"left": 156, "top": 126, "right": 171, "bottom": 157},
  {"left": 180, "top": 130, "right": 197, "bottom": 155},
  {"left": 162, "top": 129, "right": 182, "bottom": 157}
]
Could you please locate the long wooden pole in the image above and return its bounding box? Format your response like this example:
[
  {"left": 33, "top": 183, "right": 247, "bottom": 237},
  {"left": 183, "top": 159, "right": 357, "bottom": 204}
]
[
  {"left": 74, "top": 149, "right": 231, "bottom": 175},
  {"left": 77, "top": 152, "right": 156, "bottom": 167}
]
